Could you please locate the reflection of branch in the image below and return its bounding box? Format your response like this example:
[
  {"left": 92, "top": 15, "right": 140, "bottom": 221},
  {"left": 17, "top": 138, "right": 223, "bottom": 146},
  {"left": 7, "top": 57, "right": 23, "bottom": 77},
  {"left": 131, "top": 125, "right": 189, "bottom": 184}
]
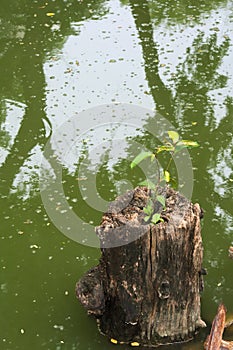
[
  {"left": 127, "top": 3, "right": 232, "bottom": 228},
  {"left": 129, "top": 0, "right": 174, "bottom": 119},
  {"left": 0, "top": 116, "right": 46, "bottom": 196},
  {"left": 214, "top": 192, "right": 233, "bottom": 216},
  {"left": 0, "top": 0, "right": 108, "bottom": 197},
  {"left": 176, "top": 33, "right": 229, "bottom": 92},
  {"left": 211, "top": 97, "right": 233, "bottom": 154},
  {"left": 173, "top": 33, "right": 230, "bottom": 132},
  {"left": 0, "top": 48, "right": 47, "bottom": 195}
]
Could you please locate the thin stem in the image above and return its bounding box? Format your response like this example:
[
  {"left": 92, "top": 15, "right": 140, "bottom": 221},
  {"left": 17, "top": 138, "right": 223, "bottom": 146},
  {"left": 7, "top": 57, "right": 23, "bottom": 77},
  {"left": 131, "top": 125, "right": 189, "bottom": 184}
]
[{"left": 166, "top": 153, "right": 173, "bottom": 172}]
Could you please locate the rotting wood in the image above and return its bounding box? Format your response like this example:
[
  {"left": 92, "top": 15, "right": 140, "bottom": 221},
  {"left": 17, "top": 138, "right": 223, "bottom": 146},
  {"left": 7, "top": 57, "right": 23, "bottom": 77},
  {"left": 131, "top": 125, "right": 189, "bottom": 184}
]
[
  {"left": 76, "top": 186, "right": 206, "bottom": 347},
  {"left": 204, "top": 304, "right": 226, "bottom": 350},
  {"left": 204, "top": 337, "right": 233, "bottom": 350},
  {"left": 204, "top": 304, "right": 233, "bottom": 350}
]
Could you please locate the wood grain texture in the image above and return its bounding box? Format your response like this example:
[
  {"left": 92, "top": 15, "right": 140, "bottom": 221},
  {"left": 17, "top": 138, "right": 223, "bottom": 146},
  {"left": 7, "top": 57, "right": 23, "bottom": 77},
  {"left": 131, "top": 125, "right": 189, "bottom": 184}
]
[{"left": 76, "top": 186, "right": 205, "bottom": 346}]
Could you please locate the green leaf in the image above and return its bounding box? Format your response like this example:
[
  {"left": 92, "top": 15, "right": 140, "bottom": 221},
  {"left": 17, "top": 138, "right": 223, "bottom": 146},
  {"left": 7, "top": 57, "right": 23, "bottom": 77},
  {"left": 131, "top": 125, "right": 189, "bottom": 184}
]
[
  {"left": 151, "top": 213, "right": 164, "bottom": 224},
  {"left": 164, "top": 170, "right": 170, "bottom": 183},
  {"left": 180, "top": 140, "right": 199, "bottom": 148},
  {"left": 150, "top": 153, "right": 155, "bottom": 161},
  {"left": 156, "top": 145, "right": 174, "bottom": 154},
  {"left": 144, "top": 216, "right": 150, "bottom": 222},
  {"left": 139, "top": 179, "right": 156, "bottom": 190},
  {"left": 143, "top": 205, "right": 153, "bottom": 216},
  {"left": 174, "top": 141, "right": 188, "bottom": 153},
  {"left": 168, "top": 130, "right": 179, "bottom": 143},
  {"left": 130, "top": 151, "right": 153, "bottom": 168},
  {"left": 169, "top": 177, "right": 177, "bottom": 189},
  {"left": 156, "top": 195, "right": 166, "bottom": 208}
]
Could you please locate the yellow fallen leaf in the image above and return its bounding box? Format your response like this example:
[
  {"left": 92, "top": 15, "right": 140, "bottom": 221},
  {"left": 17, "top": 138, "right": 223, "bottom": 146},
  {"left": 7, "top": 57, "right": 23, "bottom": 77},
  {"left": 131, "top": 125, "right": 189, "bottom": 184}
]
[
  {"left": 110, "top": 338, "right": 118, "bottom": 344},
  {"left": 46, "top": 12, "right": 55, "bottom": 17},
  {"left": 131, "top": 342, "right": 140, "bottom": 346}
]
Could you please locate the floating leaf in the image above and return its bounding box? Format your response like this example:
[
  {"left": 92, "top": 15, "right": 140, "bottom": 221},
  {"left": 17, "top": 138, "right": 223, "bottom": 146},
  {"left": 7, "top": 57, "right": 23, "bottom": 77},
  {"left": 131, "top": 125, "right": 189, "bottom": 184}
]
[
  {"left": 164, "top": 170, "right": 170, "bottom": 183},
  {"left": 46, "top": 12, "right": 55, "bottom": 16},
  {"left": 130, "top": 151, "right": 153, "bottom": 168},
  {"left": 131, "top": 342, "right": 140, "bottom": 347},
  {"left": 168, "top": 130, "right": 179, "bottom": 143},
  {"left": 110, "top": 338, "right": 118, "bottom": 344},
  {"left": 156, "top": 195, "right": 166, "bottom": 208},
  {"left": 151, "top": 213, "right": 164, "bottom": 224}
]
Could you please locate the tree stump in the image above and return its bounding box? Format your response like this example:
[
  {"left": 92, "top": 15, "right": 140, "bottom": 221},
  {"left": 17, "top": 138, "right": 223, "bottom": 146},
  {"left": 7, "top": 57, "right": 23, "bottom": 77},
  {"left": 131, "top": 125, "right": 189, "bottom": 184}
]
[{"left": 76, "top": 186, "right": 206, "bottom": 347}]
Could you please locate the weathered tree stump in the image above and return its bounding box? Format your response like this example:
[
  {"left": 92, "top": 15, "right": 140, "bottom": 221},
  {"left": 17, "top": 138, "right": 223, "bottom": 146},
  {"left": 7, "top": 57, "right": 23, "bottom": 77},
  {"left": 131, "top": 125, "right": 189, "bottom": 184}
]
[{"left": 76, "top": 186, "right": 206, "bottom": 347}]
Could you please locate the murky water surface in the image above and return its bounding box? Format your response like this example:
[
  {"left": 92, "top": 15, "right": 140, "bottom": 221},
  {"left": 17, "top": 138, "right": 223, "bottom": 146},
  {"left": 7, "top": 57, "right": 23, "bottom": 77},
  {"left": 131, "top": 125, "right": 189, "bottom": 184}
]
[{"left": 0, "top": 0, "right": 233, "bottom": 349}]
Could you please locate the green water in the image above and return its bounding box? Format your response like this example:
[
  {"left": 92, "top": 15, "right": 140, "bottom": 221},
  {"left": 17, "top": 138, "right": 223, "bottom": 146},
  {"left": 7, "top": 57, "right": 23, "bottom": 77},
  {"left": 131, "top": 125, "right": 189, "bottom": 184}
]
[{"left": 0, "top": 0, "right": 233, "bottom": 349}]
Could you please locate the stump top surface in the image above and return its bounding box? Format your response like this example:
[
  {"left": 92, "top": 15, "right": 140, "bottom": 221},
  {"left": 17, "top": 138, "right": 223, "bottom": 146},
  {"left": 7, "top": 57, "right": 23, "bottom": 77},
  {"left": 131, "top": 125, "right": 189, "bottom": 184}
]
[{"left": 96, "top": 186, "right": 194, "bottom": 248}]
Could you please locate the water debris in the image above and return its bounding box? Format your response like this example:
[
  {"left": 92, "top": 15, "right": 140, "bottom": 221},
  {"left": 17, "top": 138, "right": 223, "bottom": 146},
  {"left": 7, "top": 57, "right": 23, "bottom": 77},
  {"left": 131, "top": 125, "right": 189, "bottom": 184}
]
[
  {"left": 50, "top": 56, "right": 59, "bottom": 61},
  {"left": 46, "top": 12, "right": 55, "bottom": 17},
  {"left": 53, "top": 325, "right": 64, "bottom": 331},
  {"left": 110, "top": 338, "right": 118, "bottom": 344},
  {"left": 30, "top": 244, "right": 39, "bottom": 249},
  {"left": 24, "top": 219, "right": 33, "bottom": 224},
  {"left": 64, "top": 68, "right": 72, "bottom": 73},
  {"left": 228, "top": 246, "right": 233, "bottom": 259}
]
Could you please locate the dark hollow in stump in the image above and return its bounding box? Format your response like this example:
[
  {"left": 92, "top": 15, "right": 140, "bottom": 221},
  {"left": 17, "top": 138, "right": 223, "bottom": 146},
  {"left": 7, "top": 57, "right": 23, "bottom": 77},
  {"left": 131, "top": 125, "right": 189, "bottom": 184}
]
[{"left": 76, "top": 186, "right": 206, "bottom": 347}]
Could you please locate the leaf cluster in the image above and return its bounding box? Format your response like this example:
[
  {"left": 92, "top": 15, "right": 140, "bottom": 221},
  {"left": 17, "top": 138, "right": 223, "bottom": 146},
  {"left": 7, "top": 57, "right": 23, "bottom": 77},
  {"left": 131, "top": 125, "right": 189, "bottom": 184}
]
[{"left": 130, "top": 131, "right": 199, "bottom": 225}]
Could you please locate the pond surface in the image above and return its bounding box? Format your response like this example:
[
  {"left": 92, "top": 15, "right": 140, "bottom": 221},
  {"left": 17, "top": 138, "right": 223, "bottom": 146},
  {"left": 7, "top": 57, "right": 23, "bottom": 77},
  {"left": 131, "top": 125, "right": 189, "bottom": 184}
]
[{"left": 0, "top": 0, "right": 233, "bottom": 349}]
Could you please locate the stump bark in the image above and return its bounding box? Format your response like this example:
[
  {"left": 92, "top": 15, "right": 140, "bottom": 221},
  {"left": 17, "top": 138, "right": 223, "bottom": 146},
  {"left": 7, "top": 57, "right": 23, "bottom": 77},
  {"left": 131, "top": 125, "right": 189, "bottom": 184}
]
[{"left": 76, "top": 186, "right": 206, "bottom": 347}]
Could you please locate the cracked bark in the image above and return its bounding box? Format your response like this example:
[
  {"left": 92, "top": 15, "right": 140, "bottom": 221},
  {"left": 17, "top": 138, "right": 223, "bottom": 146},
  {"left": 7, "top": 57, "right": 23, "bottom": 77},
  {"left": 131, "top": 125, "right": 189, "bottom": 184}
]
[{"left": 76, "top": 186, "right": 206, "bottom": 347}]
